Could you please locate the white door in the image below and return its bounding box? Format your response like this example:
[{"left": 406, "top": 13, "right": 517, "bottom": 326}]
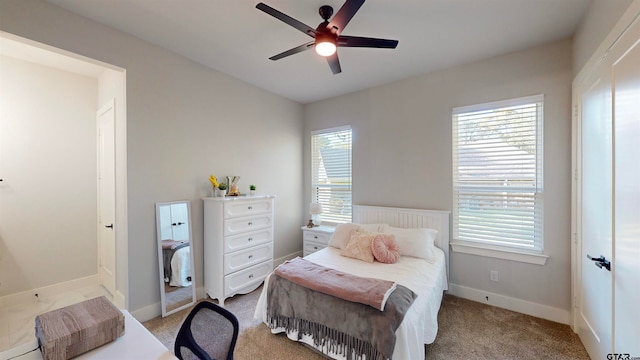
[
  {"left": 612, "top": 23, "right": 640, "bottom": 356},
  {"left": 575, "top": 13, "right": 640, "bottom": 359},
  {"left": 577, "top": 67, "right": 613, "bottom": 359},
  {"left": 158, "top": 204, "right": 189, "bottom": 241},
  {"left": 97, "top": 99, "right": 116, "bottom": 295}
]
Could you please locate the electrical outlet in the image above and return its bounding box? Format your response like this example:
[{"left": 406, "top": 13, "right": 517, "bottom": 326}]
[{"left": 490, "top": 270, "right": 499, "bottom": 282}]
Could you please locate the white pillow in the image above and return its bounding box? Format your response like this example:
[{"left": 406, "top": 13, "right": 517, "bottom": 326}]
[
  {"left": 385, "top": 226, "right": 438, "bottom": 262},
  {"left": 328, "top": 223, "right": 388, "bottom": 249},
  {"left": 357, "top": 223, "right": 387, "bottom": 233},
  {"left": 328, "top": 223, "right": 360, "bottom": 249}
]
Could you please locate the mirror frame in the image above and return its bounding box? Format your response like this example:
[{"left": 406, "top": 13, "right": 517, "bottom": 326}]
[{"left": 156, "top": 200, "right": 196, "bottom": 317}]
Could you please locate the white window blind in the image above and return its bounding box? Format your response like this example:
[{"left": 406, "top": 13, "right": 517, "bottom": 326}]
[
  {"left": 452, "top": 95, "right": 544, "bottom": 253},
  {"left": 311, "top": 126, "right": 352, "bottom": 224}
]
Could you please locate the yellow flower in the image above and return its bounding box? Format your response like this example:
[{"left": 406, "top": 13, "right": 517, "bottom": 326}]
[{"left": 209, "top": 174, "right": 219, "bottom": 188}]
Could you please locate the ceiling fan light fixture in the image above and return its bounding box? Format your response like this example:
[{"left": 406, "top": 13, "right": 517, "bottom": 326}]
[
  {"left": 315, "top": 32, "right": 336, "bottom": 57},
  {"left": 315, "top": 41, "right": 336, "bottom": 56}
]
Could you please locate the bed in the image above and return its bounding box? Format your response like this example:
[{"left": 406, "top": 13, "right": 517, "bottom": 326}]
[
  {"left": 162, "top": 240, "right": 192, "bottom": 287},
  {"left": 254, "top": 205, "right": 450, "bottom": 359}
]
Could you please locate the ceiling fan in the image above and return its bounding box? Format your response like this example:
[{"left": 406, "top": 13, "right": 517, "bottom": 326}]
[{"left": 256, "top": 0, "right": 399, "bottom": 74}]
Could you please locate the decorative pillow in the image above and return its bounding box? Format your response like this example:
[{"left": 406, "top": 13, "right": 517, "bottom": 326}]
[
  {"left": 328, "top": 223, "right": 388, "bottom": 249},
  {"left": 341, "top": 230, "right": 376, "bottom": 263},
  {"left": 328, "top": 223, "right": 360, "bottom": 249},
  {"left": 371, "top": 234, "right": 400, "bottom": 264},
  {"left": 385, "top": 226, "right": 438, "bottom": 262}
]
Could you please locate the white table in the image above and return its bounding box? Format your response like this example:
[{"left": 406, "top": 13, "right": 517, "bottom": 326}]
[{"left": 1, "top": 311, "right": 177, "bottom": 360}]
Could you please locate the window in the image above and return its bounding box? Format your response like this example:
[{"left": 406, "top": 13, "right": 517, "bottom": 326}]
[
  {"left": 452, "top": 95, "right": 544, "bottom": 254},
  {"left": 311, "top": 126, "right": 352, "bottom": 224}
]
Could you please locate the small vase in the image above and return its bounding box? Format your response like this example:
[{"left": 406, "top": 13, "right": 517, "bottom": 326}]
[
  {"left": 250, "top": 190, "right": 256, "bottom": 196},
  {"left": 219, "top": 189, "right": 227, "bottom": 197}
]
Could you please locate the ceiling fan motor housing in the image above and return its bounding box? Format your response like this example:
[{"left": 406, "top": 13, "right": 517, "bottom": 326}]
[{"left": 319, "top": 5, "right": 334, "bottom": 21}]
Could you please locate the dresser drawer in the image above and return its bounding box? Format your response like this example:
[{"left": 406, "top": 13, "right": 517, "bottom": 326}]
[
  {"left": 224, "top": 243, "right": 273, "bottom": 275},
  {"left": 303, "top": 241, "right": 327, "bottom": 256},
  {"left": 303, "top": 231, "right": 331, "bottom": 245},
  {"left": 224, "top": 260, "right": 273, "bottom": 296},
  {"left": 224, "top": 229, "right": 272, "bottom": 253},
  {"left": 224, "top": 200, "right": 272, "bottom": 218},
  {"left": 224, "top": 214, "right": 272, "bottom": 236}
]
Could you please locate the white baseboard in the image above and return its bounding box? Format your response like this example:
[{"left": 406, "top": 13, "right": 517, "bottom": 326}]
[
  {"left": 448, "top": 283, "right": 570, "bottom": 325},
  {"left": 274, "top": 251, "right": 302, "bottom": 267},
  {"left": 131, "top": 286, "right": 207, "bottom": 323},
  {"left": 0, "top": 274, "right": 100, "bottom": 308},
  {"left": 131, "top": 301, "right": 162, "bottom": 322}
]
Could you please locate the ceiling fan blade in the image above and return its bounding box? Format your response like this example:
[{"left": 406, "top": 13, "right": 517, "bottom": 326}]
[
  {"left": 337, "top": 35, "right": 398, "bottom": 49},
  {"left": 256, "top": 3, "right": 317, "bottom": 37},
  {"left": 326, "top": 53, "right": 342, "bottom": 74},
  {"left": 328, "top": 0, "right": 365, "bottom": 34},
  {"left": 269, "top": 42, "right": 315, "bottom": 60}
]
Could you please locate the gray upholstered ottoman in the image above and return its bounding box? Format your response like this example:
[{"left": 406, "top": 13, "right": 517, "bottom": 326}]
[{"left": 35, "top": 296, "right": 124, "bottom": 360}]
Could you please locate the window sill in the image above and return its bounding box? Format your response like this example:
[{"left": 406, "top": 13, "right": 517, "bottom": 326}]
[{"left": 450, "top": 241, "right": 548, "bottom": 265}]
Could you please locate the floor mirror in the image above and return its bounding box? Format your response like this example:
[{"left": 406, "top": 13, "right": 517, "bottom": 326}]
[{"left": 156, "top": 200, "right": 196, "bottom": 317}]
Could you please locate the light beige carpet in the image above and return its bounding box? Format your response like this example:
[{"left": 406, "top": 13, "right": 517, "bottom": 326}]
[{"left": 143, "top": 286, "right": 589, "bottom": 360}]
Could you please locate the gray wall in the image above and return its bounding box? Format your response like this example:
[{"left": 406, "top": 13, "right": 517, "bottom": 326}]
[
  {"left": 304, "top": 39, "right": 573, "bottom": 312},
  {"left": 0, "top": 0, "right": 304, "bottom": 313}
]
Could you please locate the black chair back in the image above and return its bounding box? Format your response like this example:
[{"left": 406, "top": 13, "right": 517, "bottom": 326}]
[{"left": 174, "top": 301, "right": 239, "bottom": 360}]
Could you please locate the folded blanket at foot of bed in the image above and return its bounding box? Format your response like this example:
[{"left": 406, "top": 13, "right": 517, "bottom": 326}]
[
  {"left": 274, "top": 257, "right": 397, "bottom": 311},
  {"left": 267, "top": 262, "right": 416, "bottom": 360}
]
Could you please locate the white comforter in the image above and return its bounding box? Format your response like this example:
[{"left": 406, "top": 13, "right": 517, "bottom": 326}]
[
  {"left": 254, "top": 246, "right": 448, "bottom": 359},
  {"left": 169, "top": 246, "right": 192, "bottom": 287}
]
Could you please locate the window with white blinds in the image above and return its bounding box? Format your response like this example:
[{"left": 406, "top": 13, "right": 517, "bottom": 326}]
[
  {"left": 452, "top": 95, "right": 544, "bottom": 253},
  {"left": 311, "top": 126, "right": 352, "bottom": 224}
]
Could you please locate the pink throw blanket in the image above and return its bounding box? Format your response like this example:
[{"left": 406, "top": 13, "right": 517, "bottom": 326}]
[{"left": 274, "top": 257, "right": 397, "bottom": 311}]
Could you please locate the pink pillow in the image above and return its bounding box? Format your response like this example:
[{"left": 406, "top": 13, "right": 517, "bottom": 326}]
[
  {"left": 371, "top": 234, "right": 400, "bottom": 264},
  {"left": 341, "top": 230, "right": 376, "bottom": 263}
]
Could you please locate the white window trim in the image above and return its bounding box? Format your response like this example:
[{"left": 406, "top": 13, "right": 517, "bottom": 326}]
[
  {"left": 452, "top": 95, "right": 545, "bottom": 263},
  {"left": 451, "top": 240, "right": 548, "bottom": 265}
]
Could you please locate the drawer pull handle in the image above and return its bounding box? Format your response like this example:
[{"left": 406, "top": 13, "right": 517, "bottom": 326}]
[
  {"left": 248, "top": 237, "right": 253, "bottom": 242},
  {"left": 248, "top": 274, "right": 254, "bottom": 279},
  {"left": 314, "top": 236, "right": 318, "bottom": 239},
  {"left": 248, "top": 222, "right": 253, "bottom": 226},
  {"left": 248, "top": 206, "right": 253, "bottom": 210},
  {"left": 248, "top": 255, "right": 253, "bottom": 259},
  {"left": 314, "top": 246, "right": 318, "bottom": 250}
]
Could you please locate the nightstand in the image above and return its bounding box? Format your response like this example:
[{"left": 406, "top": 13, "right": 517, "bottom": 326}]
[{"left": 301, "top": 225, "right": 335, "bottom": 256}]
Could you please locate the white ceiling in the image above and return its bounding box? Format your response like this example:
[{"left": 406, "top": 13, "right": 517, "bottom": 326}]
[{"left": 45, "top": 0, "right": 592, "bottom": 104}]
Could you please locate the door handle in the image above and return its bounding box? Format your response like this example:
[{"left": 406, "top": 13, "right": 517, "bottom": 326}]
[
  {"left": 105, "top": 224, "right": 114, "bottom": 229},
  {"left": 586, "top": 254, "right": 611, "bottom": 271},
  {"left": 587, "top": 254, "right": 605, "bottom": 262}
]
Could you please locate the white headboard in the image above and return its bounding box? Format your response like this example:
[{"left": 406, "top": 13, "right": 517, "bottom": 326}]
[{"left": 353, "top": 205, "right": 451, "bottom": 280}]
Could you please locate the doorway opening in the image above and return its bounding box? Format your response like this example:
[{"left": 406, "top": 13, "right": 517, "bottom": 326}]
[{"left": 0, "top": 33, "right": 128, "bottom": 314}]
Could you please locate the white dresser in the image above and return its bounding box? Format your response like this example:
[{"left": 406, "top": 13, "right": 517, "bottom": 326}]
[
  {"left": 302, "top": 225, "right": 335, "bottom": 257},
  {"left": 203, "top": 195, "right": 275, "bottom": 306}
]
